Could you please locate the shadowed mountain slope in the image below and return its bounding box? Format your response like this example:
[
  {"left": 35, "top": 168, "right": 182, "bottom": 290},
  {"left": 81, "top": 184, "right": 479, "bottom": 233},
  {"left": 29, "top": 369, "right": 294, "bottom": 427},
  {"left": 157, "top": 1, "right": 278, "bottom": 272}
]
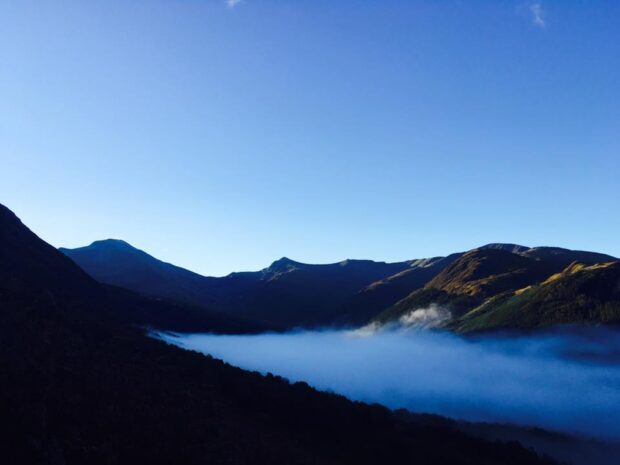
[
  {"left": 61, "top": 241, "right": 416, "bottom": 329},
  {"left": 240, "top": 257, "right": 415, "bottom": 327},
  {"left": 57, "top": 240, "right": 263, "bottom": 332},
  {"left": 59, "top": 239, "right": 212, "bottom": 303},
  {"left": 0, "top": 203, "right": 557, "bottom": 464},
  {"left": 337, "top": 254, "right": 463, "bottom": 326},
  {"left": 1, "top": 205, "right": 102, "bottom": 301}
]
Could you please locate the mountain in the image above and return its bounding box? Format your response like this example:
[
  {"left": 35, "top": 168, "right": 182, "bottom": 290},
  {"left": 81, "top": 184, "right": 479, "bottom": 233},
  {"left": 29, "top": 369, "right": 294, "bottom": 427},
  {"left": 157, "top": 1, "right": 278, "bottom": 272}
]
[
  {"left": 374, "top": 245, "right": 618, "bottom": 330},
  {"left": 59, "top": 239, "right": 213, "bottom": 303},
  {"left": 235, "top": 257, "right": 415, "bottom": 327},
  {"left": 62, "top": 238, "right": 619, "bottom": 332},
  {"left": 425, "top": 248, "right": 547, "bottom": 298},
  {"left": 375, "top": 248, "right": 553, "bottom": 325},
  {"left": 1, "top": 205, "right": 102, "bottom": 301},
  {"left": 522, "top": 246, "right": 616, "bottom": 269},
  {"left": 61, "top": 241, "right": 417, "bottom": 329},
  {"left": 337, "top": 254, "right": 463, "bottom": 326},
  {"left": 0, "top": 203, "right": 557, "bottom": 464},
  {"left": 452, "top": 261, "right": 620, "bottom": 333}
]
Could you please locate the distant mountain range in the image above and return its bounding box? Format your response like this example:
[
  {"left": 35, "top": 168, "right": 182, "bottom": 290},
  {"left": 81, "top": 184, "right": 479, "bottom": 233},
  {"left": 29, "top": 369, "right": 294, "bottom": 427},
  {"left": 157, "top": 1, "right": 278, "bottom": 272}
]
[
  {"left": 0, "top": 202, "right": 560, "bottom": 464},
  {"left": 61, "top": 240, "right": 418, "bottom": 329},
  {"left": 61, "top": 239, "right": 620, "bottom": 333}
]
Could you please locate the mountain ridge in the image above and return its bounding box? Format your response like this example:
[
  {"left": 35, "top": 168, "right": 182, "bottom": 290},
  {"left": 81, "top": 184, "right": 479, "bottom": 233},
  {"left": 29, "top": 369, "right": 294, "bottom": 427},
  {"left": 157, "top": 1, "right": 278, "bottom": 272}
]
[
  {"left": 60, "top": 240, "right": 418, "bottom": 329},
  {"left": 373, "top": 246, "right": 619, "bottom": 331},
  {"left": 61, "top": 237, "right": 618, "bottom": 332}
]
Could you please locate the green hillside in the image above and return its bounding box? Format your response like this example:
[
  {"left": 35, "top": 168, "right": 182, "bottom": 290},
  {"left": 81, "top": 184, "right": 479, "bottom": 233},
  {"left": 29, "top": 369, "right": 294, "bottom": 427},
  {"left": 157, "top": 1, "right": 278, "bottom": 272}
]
[
  {"left": 373, "top": 247, "right": 620, "bottom": 332},
  {"left": 375, "top": 249, "right": 550, "bottom": 324},
  {"left": 452, "top": 261, "right": 620, "bottom": 333}
]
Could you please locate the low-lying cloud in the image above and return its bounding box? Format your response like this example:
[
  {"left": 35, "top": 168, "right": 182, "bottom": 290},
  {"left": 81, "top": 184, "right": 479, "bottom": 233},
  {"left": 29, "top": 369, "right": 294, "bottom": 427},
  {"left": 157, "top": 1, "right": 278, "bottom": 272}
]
[
  {"left": 398, "top": 304, "right": 451, "bottom": 328},
  {"left": 159, "top": 326, "right": 620, "bottom": 440}
]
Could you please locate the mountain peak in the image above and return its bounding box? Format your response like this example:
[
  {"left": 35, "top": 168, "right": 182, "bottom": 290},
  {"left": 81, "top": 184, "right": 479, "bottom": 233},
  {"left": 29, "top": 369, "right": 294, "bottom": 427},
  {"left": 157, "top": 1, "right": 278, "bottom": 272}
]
[
  {"left": 0, "top": 203, "right": 19, "bottom": 224},
  {"left": 478, "top": 243, "right": 530, "bottom": 254},
  {"left": 0, "top": 203, "right": 101, "bottom": 298},
  {"left": 339, "top": 258, "right": 383, "bottom": 266},
  {"left": 268, "top": 257, "right": 299, "bottom": 271},
  {"left": 89, "top": 239, "right": 135, "bottom": 250},
  {"left": 59, "top": 239, "right": 142, "bottom": 256}
]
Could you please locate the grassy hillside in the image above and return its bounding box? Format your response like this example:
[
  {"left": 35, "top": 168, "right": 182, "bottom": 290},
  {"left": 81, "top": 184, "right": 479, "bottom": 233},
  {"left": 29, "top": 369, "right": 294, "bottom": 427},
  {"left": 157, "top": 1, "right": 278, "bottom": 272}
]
[
  {"left": 374, "top": 247, "right": 619, "bottom": 331},
  {"left": 452, "top": 261, "right": 620, "bottom": 333},
  {"left": 375, "top": 249, "right": 549, "bottom": 324},
  {"left": 425, "top": 249, "right": 548, "bottom": 297}
]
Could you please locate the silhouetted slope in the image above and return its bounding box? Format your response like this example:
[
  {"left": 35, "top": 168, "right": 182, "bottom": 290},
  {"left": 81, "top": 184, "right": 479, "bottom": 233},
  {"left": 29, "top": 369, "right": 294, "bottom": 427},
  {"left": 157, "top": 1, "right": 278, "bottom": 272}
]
[
  {"left": 61, "top": 242, "right": 415, "bottom": 329},
  {"left": 240, "top": 258, "right": 413, "bottom": 327},
  {"left": 0, "top": 205, "right": 256, "bottom": 334},
  {"left": 60, "top": 239, "right": 212, "bottom": 303},
  {"left": 0, "top": 204, "right": 102, "bottom": 301},
  {"left": 104, "top": 284, "right": 264, "bottom": 333},
  {"left": 0, "top": 203, "right": 556, "bottom": 464}
]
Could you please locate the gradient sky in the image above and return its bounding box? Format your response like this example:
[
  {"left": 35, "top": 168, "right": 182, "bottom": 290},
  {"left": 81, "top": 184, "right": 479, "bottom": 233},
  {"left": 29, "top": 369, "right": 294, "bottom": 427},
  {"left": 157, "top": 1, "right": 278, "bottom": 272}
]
[{"left": 1, "top": 0, "right": 619, "bottom": 276}]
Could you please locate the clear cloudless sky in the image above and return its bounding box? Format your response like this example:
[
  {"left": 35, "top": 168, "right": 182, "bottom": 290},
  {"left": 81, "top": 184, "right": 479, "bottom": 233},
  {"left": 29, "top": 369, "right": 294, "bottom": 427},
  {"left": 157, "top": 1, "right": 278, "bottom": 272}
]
[{"left": 1, "top": 0, "right": 618, "bottom": 276}]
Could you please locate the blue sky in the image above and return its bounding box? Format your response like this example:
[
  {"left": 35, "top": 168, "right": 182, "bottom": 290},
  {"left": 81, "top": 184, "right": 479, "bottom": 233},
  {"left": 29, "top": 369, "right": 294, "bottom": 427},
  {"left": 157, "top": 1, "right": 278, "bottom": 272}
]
[{"left": 1, "top": 1, "right": 618, "bottom": 276}]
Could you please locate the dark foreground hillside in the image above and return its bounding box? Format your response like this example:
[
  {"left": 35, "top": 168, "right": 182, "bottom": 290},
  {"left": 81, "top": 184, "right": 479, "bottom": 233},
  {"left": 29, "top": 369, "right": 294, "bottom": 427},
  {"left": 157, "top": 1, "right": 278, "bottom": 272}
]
[{"left": 0, "top": 203, "right": 555, "bottom": 464}]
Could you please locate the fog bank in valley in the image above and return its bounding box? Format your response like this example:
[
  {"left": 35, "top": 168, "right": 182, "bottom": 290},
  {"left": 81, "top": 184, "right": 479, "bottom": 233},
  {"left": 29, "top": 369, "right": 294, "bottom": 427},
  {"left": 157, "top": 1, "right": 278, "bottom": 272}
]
[{"left": 159, "top": 326, "right": 620, "bottom": 440}]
